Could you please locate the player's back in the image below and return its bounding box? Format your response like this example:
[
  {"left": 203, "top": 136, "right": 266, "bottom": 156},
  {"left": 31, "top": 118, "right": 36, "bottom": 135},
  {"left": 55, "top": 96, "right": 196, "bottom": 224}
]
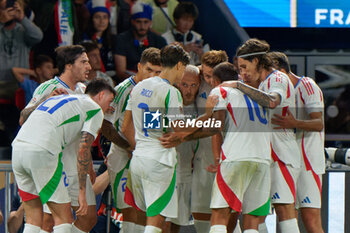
[
  {"left": 127, "top": 76, "right": 183, "bottom": 166},
  {"left": 14, "top": 94, "right": 103, "bottom": 156},
  {"left": 211, "top": 86, "right": 271, "bottom": 163},
  {"left": 295, "top": 76, "right": 325, "bottom": 174}
]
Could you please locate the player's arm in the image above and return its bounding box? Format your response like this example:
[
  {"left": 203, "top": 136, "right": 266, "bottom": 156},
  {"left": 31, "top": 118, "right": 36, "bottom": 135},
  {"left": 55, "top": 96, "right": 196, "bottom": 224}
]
[
  {"left": 160, "top": 110, "right": 225, "bottom": 148},
  {"left": 19, "top": 88, "right": 68, "bottom": 125},
  {"left": 221, "top": 81, "right": 281, "bottom": 109},
  {"left": 271, "top": 110, "right": 323, "bottom": 131},
  {"left": 76, "top": 131, "right": 95, "bottom": 216},
  {"left": 121, "top": 110, "right": 136, "bottom": 151},
  {"left": 101, "top": 119, "right": 131, "bottom": 150},
  {"left": 207, "top": 133, "right": 223, "bottom": 173}
]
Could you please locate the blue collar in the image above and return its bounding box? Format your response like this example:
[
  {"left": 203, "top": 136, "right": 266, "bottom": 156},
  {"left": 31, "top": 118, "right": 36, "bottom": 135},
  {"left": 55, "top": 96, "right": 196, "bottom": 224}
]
[
  {"left": 295, "top": 76, "right": 304, "bottom": 88},
  {"left": 55, "top": 76, "right": 70, "bottom": 89}
]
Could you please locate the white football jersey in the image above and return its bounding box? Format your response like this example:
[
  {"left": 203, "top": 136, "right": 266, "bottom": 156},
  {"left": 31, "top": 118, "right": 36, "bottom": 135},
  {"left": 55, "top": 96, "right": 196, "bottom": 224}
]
[
  {"left": 175, "top": 103, "right": 199, "bottom": 183},
  {"left": 259, "top": 70, "right": 301, "bottom": 167},
  {"left": 126, "top": 76, "right": 183, "bottom": 167},
  {"left": 26, "top": 76, "right": 86, "bottom": 108},
  {"left": 295, "top": 77, "right": 325, "bottom": 174},
  {"left": 211, "top": 86, "right": 271, "bottom": 163},
  {"left": 105, "top": 76, "right": 137, "bottom": 139},
  {"left": 14, "top": 94, "right": 103, "bottom": 156}
]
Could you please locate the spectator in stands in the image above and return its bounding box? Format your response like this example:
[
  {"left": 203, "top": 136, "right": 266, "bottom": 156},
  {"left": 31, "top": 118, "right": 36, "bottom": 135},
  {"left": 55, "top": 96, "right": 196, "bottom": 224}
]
[
  {"left": 162, "top": 2, "right": 209, "bottom": 65},
  {"left": 29, "top": 0, "right": 82, "bottom": 58},
  {"left": 141, "top": 0, "right": 178, "bottom": 35},
  {"left": 12, "top": 55, "right": 55, "bottom": 104},
  {"left": 80, "top": 41, "right": 115, "bottom": 87},
  {"left": 113, "top": 1, "right": 167, "bottom": 81},
  {"left": 116, "top": 0, "right": 137, "bottom": 34},
  {"left": 0, "top": 0, "right": 43, "bottom": 145},
  {"left": 85, "top": 0, "right": 115, "bottom": 75}
]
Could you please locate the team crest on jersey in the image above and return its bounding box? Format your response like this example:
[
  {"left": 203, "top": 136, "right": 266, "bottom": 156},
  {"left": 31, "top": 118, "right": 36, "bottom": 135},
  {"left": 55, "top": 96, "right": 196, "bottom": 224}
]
[
  {"left": 199, "top": 92, "right": 207, "bottom": 99},
  {"left": 143, "top": 110, "right": 162, "bottom": 129}
]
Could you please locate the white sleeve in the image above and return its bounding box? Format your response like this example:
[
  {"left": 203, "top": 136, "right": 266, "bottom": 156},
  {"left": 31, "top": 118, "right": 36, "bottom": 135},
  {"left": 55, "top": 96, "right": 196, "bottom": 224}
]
[
  {"left": 82, "top": 108, "right": 104, "bottom": 139},
  {"left": 26, "top": 83, "right": 57, "bottom": 108},
  {"left": 304, "top": 83, "right": 324, "bottom": 115},
  {"left": 268, "top": 72, "right": 289, "bottom": 105},
  {"left": 212, "top": 87, "right": 228, "bottom": 112}
]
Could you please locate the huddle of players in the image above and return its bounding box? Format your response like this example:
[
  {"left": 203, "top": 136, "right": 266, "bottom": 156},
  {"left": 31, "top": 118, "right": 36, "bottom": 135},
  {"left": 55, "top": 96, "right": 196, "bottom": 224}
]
[{"left": 11, "top": 38, "right": 325, "bottom": 233}]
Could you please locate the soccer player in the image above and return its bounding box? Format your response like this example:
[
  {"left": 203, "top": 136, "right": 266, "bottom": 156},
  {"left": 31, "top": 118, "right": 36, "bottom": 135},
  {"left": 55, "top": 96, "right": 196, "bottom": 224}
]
[
  {"left": 161, "top": 62, "right": 271, "bottom": 233},
  {"left": 192, "top": 50, "right": 229, "bottom": 233},
  {"left": 223, "top": 39, "right": 301, "bottom": 233},
  {"left": 12, "top": 80, "right": 115, "bottom": 233},
  {"left": 121, "top": 44, "right": 190, "bottom": 233},
  {"left": 101, "top": 47, "right": 162, "bottom": 233},
  {"left": 19, "top": 45, "right": 103, "bottom": 233},
  {"left": 269, "top": 52, "right": 325, "bottom": 233},
  {"left": 165, "top": 65, "right": 201, "bottom": 233}
]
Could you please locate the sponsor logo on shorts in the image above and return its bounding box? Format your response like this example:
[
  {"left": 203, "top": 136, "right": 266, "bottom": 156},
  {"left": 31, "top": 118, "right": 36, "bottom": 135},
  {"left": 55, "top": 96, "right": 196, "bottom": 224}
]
[
  {"left": 301, "top": 196, "right": 312, "bottom": 204},
  {"left": 271, "top": 192, "right": 280, "bottom": 200}
]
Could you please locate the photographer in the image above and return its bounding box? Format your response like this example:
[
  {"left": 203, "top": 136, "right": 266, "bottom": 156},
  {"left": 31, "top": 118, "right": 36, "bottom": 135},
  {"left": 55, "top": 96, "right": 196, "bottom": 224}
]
[
  {"left": 162, "top": 1, "right": 209, "bottom": 65},
  {"left": 0, "top": 0, "right": 43, "bottom": 145}
]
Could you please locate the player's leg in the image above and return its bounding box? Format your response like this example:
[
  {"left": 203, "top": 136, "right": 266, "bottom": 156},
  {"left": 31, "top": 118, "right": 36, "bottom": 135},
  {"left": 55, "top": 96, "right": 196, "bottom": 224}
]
[
  {"left": 241, "top": 162, "right": 271, "bottom": 233},
  {"left": 297, "top": 169, "right": 324, "bottom": 233},
  {"left": 300, "top": 208, "right": 323, "bottom": 233},
  {"left": 107, "top": 147, "right": 138, "bottom": 233},
  {"left": 40, "top": 209, "right": 54, "bottom": 233},
  {"left": 209, "top": 208, "right": 231, "bottom": 233},
  {"left": 270, "top": 160, "right": 300, "bottom": 233},
  {"left": 46, "top": 201, "right": 73, "bottom": 233},
  {"left": 227, "top": 212, "right": 241, "bottom": 233},
  {"left": 22, "top": 198, "right": 43, "bottom": 233},
  {"left": 71, "top": 205, "right": 97, "bottom": 232}
]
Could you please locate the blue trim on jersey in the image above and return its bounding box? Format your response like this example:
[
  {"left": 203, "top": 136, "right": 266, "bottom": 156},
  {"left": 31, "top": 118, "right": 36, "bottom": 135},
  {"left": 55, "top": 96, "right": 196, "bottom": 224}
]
[
  {"left": 55, "top": 76, "right": 70, "bottom": 89},
  {"left": 265, "top": 69, "right": 277, "bottom": 81},
  {"left": 129, "top": 76, "right": 137, "bottom": 86},
  {"left": 294, "top": 76, "right": 304, "bottom": 88},
  {"left": 161, "top": 78, "right": 170, "bottom": 84}
]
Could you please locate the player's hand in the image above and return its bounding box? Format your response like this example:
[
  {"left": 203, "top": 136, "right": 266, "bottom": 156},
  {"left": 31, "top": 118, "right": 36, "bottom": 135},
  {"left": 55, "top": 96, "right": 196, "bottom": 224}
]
[
  {"left": 220, "top": 81, "right": 239, "bottom": 89},
  {"left": 159, "top": 132, "right": 185, "bottom": 148},
  {"left": 271, "top": 108, "right": 297, "bottom": 129},
  {"left": 184, "top": 42, "right": 199, "bottom": 53},
  {"left": 206, "top": 163, "right": 218, "bottom": 173},
  {"left": 49, "top": 88, "right": 68, "bottom": 98},
  {"left": 106, "top": 106, "right": 115, "bottom": 114},
  {"left": 205, "top": 95, "right": 219, "bottom": 116},
  {"left": 76, "top": 191, "right": 88, "bottom": 216}
]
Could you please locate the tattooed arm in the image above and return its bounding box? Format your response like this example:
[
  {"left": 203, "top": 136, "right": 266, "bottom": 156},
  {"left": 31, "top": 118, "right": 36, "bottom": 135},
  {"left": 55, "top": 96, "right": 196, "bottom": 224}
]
[
  {"left": 76, "top": 131, "right": 95, "bottom": 216},
  {"left": 19, "top": 88, "right": 68, "bottom": 125},
  {"left": 221, "top": 81, "right": 281, "bottom": 109}
]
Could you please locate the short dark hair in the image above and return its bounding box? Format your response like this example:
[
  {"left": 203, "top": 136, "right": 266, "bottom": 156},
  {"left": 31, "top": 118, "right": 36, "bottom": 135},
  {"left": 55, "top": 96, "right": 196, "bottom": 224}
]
[
  {"left": 55, "top": 45, "right": 86, "bottom": 75},
  {"left": 85, "top": 79, "right": 116, "bottom": 97},
  {"left": 201, "top": 50, "right": 228, "bottom": 68},
  {"left": 213, "top": 62, "right": 238, "bottom": 82},
  {"left": 140, "top": 47, "right": 161, "bottom": 66},
  {"left": 268, "top": 51, "right": 291, "bottom": 73},
  {"left": 236, "top": 38, "right": 273, "bottom": 70},
  {"left": 33, "top": 55, "right": 54, "bottom": 69},
  {"left": 160, "top": 44, "right": 190, "bottom": 68},
  {"left": 79, "top": 41, "right": 99, "bottom": 53},
  {"left": 173, "top": 2, "right": 199, "bottom": 20}
]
